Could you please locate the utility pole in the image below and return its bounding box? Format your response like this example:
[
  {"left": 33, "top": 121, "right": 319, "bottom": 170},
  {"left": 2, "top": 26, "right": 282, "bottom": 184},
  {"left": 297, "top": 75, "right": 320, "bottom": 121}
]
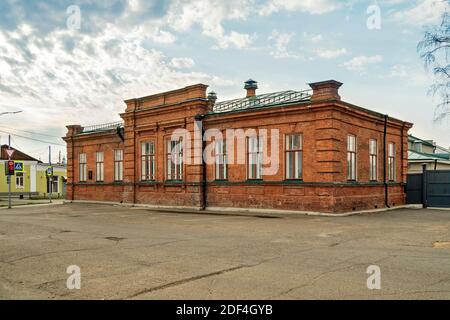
[{"left": 49, "top": 146, "right": 52, "bottom": 203}]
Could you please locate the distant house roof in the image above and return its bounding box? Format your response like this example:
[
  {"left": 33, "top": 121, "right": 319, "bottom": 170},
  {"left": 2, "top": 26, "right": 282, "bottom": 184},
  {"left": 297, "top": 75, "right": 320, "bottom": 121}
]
[
  {"left": 210, "top": 89, "right": 312, "bottom": 114},
  {"left": 408, "top": 134, "right": 436, "bottom": 148},
  {"left": 0, "top": 145, "right": 41, "bottom": 162},
  {"left": 408, "top": 150, "right": 450, "bottom": 163}
]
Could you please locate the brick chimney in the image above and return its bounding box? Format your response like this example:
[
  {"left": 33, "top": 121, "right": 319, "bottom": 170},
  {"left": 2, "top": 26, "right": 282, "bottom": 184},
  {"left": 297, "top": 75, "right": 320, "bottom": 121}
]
[
  {"left": 207, "top": 91, "right": 217, "bottom": 111},
  {"left": 66, "top": 125, "right": 83, "bottom": 137},
  {"left": 244, "top": 79, "right": 258, "bottom": 98},
  {"left": 308, "top": 80, "right": 343, "bottom": 102}
]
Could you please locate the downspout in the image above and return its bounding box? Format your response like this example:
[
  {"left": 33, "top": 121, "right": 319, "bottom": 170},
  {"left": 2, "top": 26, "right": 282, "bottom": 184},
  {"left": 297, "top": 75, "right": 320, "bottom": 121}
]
[
  {"left": 195, "top": 114, "right": 206, "bottom": 210},
  {"left": 133, "top": 110, "right": 137, "bottom": 206},
  {"left": 383, "top": 114, "right": 390, "bottom": 208},
  {"left": 71, "top": 136, "right": 75, "bottom": 201}
]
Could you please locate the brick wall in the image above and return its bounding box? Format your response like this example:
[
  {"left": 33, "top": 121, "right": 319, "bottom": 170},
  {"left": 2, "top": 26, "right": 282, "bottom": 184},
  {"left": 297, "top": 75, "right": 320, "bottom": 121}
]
[{"left": 64, "top": 81, "right": 413, "bottom": 213}]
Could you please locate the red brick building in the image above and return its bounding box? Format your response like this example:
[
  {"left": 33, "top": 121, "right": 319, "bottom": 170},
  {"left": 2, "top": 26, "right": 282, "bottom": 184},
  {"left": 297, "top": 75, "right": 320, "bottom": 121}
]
[{"left": 64, "top": 80, "right": 412, "bottom": 213}]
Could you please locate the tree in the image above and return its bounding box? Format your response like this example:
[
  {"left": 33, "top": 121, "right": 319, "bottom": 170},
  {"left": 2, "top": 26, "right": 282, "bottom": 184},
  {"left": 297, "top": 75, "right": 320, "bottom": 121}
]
[{"left": 418, "top": 9, "right": 450, "bottom": 122}]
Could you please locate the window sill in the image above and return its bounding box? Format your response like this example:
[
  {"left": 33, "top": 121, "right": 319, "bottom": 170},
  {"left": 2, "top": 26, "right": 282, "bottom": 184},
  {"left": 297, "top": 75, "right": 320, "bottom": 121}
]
[
  {"left": 140, "top": 180, "right": 157, "bottom": 184},
  {"left": 283, "top": 179, "right": 304, "bottom": 184},
  {"left": 246, "top": 179, "right": 264, "bottom": 184}
]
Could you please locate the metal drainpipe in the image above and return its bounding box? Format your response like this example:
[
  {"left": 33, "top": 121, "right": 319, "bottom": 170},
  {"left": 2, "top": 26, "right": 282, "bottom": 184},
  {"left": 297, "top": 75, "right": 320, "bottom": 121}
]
[
  {"left": 71, "top": 136, "right": 75, "bottom": 201},
  {"left": 132, "top": 110, "right": 137, "bottom": 206},
  {"left": 195, "top": 114, "right": 206, "bottom": 210},
  {"left": 383, "top": 114, "right": 390, "bottom": 208}
]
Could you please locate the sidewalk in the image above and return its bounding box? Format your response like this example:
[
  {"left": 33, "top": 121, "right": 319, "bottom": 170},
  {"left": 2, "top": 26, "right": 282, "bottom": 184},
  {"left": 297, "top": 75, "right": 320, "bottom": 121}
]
[
  {"left": 65, "top": 200, "right": 422, "bottom": 218},
  {"left": 0, "top": 198, "right": 64, "bottom": 209}
]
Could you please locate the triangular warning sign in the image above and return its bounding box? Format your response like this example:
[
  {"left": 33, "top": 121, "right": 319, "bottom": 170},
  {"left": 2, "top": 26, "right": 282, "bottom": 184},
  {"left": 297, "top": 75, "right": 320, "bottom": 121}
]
[{"left": 6, "top": 149, "right": 15, "bottom": 159}]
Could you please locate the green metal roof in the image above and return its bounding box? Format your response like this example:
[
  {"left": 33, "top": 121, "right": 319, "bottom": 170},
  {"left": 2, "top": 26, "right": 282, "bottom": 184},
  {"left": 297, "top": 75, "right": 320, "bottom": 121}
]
[
  {"left": 408, "top": 150, "right": 450, "bottom": 162},
  {"left": 408, "top": 134, "right": 435, "bottom": 147},
  {"left": 211, "top": 89, "right": 312, "bottom": 114}
]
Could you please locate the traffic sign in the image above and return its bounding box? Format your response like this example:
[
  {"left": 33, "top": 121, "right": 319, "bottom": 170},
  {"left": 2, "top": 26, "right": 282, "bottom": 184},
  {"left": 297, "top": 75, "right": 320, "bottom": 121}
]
[
  {"left": 5, "top": 149, "right": 14, "bottom": 159},
  {"left": 14, "top": 161, "right": 24, "bottom": 172},
  {"left": 46, "top": 166, "right": 53, "bottom": 177}
]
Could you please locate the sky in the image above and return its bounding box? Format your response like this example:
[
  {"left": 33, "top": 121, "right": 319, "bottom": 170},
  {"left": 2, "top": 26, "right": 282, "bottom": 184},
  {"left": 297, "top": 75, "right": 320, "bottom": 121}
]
[{"left": 0, "top": 0, "right": 449, "bottom": 162}]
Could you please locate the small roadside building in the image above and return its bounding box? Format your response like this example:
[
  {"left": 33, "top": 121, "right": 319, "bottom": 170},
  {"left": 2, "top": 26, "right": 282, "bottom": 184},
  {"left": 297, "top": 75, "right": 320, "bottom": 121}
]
[
  {"left": 0, "top": 145, "right": 66, "bottom": 198},
  {"left": 64, "top": 79, "right": 413, "bottom": 213},
  {"left": 408, "top": 135, "right": 450, "bottom": 173}
]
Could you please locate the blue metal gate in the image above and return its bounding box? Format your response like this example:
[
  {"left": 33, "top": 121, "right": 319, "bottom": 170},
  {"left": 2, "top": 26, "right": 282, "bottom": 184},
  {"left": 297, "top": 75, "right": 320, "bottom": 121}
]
[
  {"left": 407, "top": 170, "right": 450, "bottom": 208},
  {"left": 406, "top": 174, "right": 423, "bottom": 204},
  {"left": 426, "top": 170, "right": 450, "bottom": 208}
]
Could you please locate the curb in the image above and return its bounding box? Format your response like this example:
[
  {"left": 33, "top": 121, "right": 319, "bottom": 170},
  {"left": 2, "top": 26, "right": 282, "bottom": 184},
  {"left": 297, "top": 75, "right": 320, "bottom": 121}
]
[
  {"left": 0, "top": 201, "right": 65, "bottom": 210},
  {"left": 63, "top": 200, "right": 421, "bottom": 218}
]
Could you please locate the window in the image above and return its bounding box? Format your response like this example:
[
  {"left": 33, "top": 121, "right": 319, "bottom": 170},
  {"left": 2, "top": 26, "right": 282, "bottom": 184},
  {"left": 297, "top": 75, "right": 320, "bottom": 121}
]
[
  {"left": 388, "top": 142, "right": 396, "bottom": 181},
  {"left": 369, "top": 139, "right": 377, "bottom": 181},
  {"left": 167, "top": 138, "right": 183, "bottom": 180},
  {"left": 285, "top": 134, "right": 303, "bottom": 180},
  {"left": 95, "top": 152, "right": 104, "bottom": 182},
  {"left": 347, "top": 135, "right": 357, "bottom": 181},
  {"left": 215, "top": 139, "right": 227, "bottom": 180},
  {"left": 15, "top": 172, "right": 24, "bottom": 188},
  {"left": 414, "top": 142, "right": 423, "bottom": 153},
  {"left": 79, "top": 153, "right": 87, "bottom": 182},
  {"left": 114, "top": 150, "right": 124, "bottom": 181},
  {"left": 141, "top": 142, "right": 155, "bottom": 181},
  {"left": 47, "top": 175, "right": 58, "bottom": 193},
  {"left": 248, "top": 136, "right": 263, "bottom": 180}
]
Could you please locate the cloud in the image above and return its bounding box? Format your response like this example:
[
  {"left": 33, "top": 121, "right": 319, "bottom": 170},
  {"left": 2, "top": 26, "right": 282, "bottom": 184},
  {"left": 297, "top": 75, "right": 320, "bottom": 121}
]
[
  {"left": 387, "top": 64, "right": 431, "bottom": 85},
  {"left": 315, "top": 48, "right": 348, "bottom": 59},
  {"left": 0, "top": 23, "right": 227, "bottom": 132},
  {"left": 341, "top": 55, "right": 383, "bottom": 71},
  {"left": 303, "top": 32, "right": 323, "bottom": 43},
  {"left": 170, "top": 57, "right": 195, "bottom": 69},
  {"left": 165, "top": 0, "right": 254, "bottom": 49},
  {"left": 147, "top": 28, "right": 176, "bottom": 44},
  {"left": 268, "top": 30, "right": 300, "bottom": 59},
  {"left": 259, "top": 0, "right": 344, "bottom": 15},
  {"left": 392, "top": 0, "right": 449, "bottom": 26}
]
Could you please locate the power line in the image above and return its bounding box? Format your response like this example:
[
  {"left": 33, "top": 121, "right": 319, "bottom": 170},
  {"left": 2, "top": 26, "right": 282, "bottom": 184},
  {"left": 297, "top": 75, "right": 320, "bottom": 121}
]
[
  {"left": 0, "top": 125, "right": 62, "bottom": 138},
  {"left": 0, "top": 130, "right": 65, "bottom": 146}
]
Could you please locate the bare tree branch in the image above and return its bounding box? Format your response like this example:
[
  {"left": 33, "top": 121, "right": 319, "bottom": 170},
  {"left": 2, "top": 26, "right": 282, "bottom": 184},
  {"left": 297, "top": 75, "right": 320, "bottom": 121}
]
[{"left": 418, "top": 10, "right": 450, "bottom": 122}]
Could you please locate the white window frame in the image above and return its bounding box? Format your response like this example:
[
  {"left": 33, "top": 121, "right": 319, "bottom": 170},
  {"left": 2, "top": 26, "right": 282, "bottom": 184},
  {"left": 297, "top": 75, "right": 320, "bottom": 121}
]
[
  {"left": 141, "top": 142, "right": 156, "bottom": 181},
  {"left": 96, "top": 152, "right": 104, "bottom": 182},
  {"left": 347, "top": 135, "right": 357, "bottom": 181},
  {"left": 215, "top": 139, "right": 227, "bottom": 180},
  {"left": 15, "top": 172, "right": 24, "bottom": 189},
  {"left": 114, "top": 149, "right": 124, "bottom": 181},
  {"left": 166, "top": 138, "right": 183, "bottom": 181},
  {"left": 388, "top": 142, "right": 396, "bottom": 181},
  {"left": 79, "top": 153, "right": 87, "bottom": 182},
  {"left": 247, "top": 135, "right": 263, "bottom": 180},
  {"left": 285, "top": 134, "right": 303, "bottom": 180},
  {"left": 369, "top": 139, "right": 378, "bottom": 181}
]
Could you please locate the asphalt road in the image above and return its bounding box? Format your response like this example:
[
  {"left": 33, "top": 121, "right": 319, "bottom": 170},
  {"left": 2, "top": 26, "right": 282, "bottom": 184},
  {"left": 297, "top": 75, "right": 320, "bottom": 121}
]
[{"left": 0, "top": 203, "right": 449, "bottom": 299}]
